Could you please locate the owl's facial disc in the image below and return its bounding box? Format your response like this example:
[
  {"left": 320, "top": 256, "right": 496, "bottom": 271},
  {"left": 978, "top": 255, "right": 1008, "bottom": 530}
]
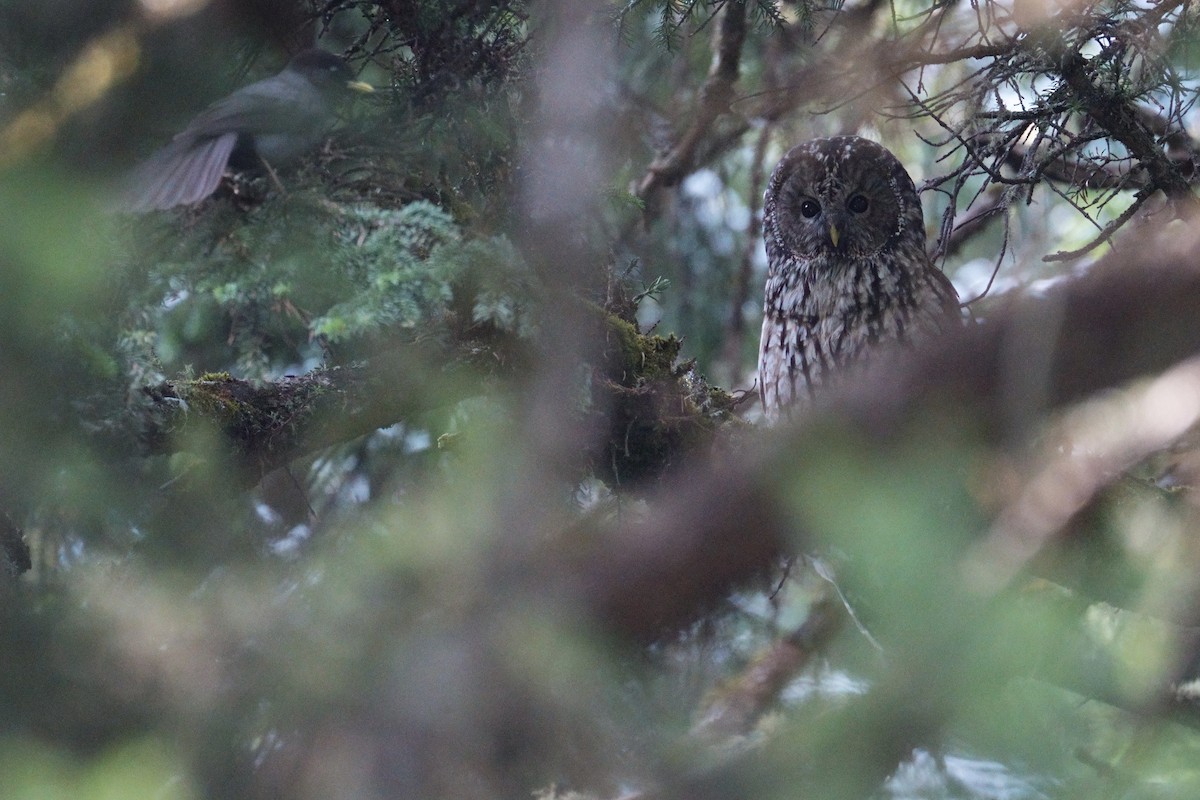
[
  {"left": 770, "top": 136, "right": 921, "bottom": 263},
  {"left": 783, "top": 183, "right": 895, "bottom": 260}
]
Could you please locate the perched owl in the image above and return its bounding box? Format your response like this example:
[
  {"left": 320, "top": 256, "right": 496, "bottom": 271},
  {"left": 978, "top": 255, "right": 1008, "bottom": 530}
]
[{"left": 758, "top": 136, "right": 960, "bottom": 417}]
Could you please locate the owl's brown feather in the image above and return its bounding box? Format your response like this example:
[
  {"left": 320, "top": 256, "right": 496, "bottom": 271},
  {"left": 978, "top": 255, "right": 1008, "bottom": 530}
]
[{"left": 758, "top": 136, "right": 960, "bottom": 417}]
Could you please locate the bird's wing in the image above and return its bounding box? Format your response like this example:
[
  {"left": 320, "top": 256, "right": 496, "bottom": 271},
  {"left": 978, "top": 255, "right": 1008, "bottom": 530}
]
[
  {"left": 119, "top": 131, "right": 238, "bottom": 212},
  {"left": 178, "top": 71, "right": 323, "bottom": 139}
]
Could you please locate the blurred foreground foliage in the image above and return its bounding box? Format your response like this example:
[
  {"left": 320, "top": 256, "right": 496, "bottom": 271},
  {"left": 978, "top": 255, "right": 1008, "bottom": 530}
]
[{"left": 5, "top": 1, "right": 1200, "bottom": 799}]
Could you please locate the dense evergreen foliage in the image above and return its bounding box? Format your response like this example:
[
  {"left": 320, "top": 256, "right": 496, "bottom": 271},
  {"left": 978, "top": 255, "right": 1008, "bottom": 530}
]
[{"left": 4, "top": 1, "right": 1200, "bottom": 798}]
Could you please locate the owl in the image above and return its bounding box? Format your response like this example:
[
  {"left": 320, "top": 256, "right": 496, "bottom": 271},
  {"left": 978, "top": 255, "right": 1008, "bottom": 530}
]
[{"left": 758, "top": 136, "right": 960, "bottom": 417}]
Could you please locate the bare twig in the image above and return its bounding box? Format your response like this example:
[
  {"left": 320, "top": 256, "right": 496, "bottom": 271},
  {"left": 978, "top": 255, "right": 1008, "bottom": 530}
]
[{"left": 1042, "top": 188, "right": 1155, "bottom": 262}]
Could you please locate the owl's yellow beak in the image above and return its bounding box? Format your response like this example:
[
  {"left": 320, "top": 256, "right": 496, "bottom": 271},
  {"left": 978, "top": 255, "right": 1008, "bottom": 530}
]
[{"left": 828, "top": 224, "right": 840, "bottom": 249}]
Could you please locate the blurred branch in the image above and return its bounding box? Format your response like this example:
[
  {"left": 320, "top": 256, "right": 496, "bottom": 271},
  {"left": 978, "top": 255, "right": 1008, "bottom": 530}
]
[
  {"left": 1016, "top": 580, "right": 1200, "bottom": 732},
  {"left": 966, "top": 355, "right": 1200, "bottom": 592},
  {"left": 690, "top": 596, "right": 844, "bottom": 742}
]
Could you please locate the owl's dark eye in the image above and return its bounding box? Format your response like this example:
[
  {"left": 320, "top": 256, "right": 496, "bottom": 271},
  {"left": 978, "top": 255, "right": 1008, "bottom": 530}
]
[
  {"left": 799, "top": 199, "right": 821, "bottom": 218},
  {"left": 847, "top": 194, "right": 869, "bottom": 213}
]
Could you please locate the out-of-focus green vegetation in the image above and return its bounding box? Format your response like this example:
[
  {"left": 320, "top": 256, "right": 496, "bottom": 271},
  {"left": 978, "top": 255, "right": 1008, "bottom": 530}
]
[{"left": 4, "top": 1, "right": 1200, "bottom": 799}]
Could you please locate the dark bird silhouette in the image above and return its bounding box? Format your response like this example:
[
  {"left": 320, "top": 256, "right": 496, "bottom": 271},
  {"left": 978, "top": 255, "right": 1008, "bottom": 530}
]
[{"left": 120, "top": 49, "right": 373, "bottom": 213}]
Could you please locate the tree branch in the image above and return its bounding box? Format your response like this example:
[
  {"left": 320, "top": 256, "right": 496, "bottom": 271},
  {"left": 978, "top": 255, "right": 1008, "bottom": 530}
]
[
  {"left": 1058, "top": 48, "right": 1194, "bottom": 201},
  {"left": 634, "top": 0, "right": 747, "bottom": 203}
]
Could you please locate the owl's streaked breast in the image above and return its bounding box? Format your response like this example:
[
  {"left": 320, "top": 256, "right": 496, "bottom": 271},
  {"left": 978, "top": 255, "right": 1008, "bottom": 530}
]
[{"left": 757, "top": 136, "right": 960, "bottom": 418}]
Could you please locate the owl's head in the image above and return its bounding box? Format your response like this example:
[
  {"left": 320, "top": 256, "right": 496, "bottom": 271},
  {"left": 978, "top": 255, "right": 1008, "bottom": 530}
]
[{"left": 763, "top": 136, "right": 926, "bottom": 263}]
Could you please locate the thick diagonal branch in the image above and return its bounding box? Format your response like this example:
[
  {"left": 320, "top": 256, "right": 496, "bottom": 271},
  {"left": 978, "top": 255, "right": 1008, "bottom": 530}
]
[{"left": 635, "top": 0, "right": 747, "bottom": 202}]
